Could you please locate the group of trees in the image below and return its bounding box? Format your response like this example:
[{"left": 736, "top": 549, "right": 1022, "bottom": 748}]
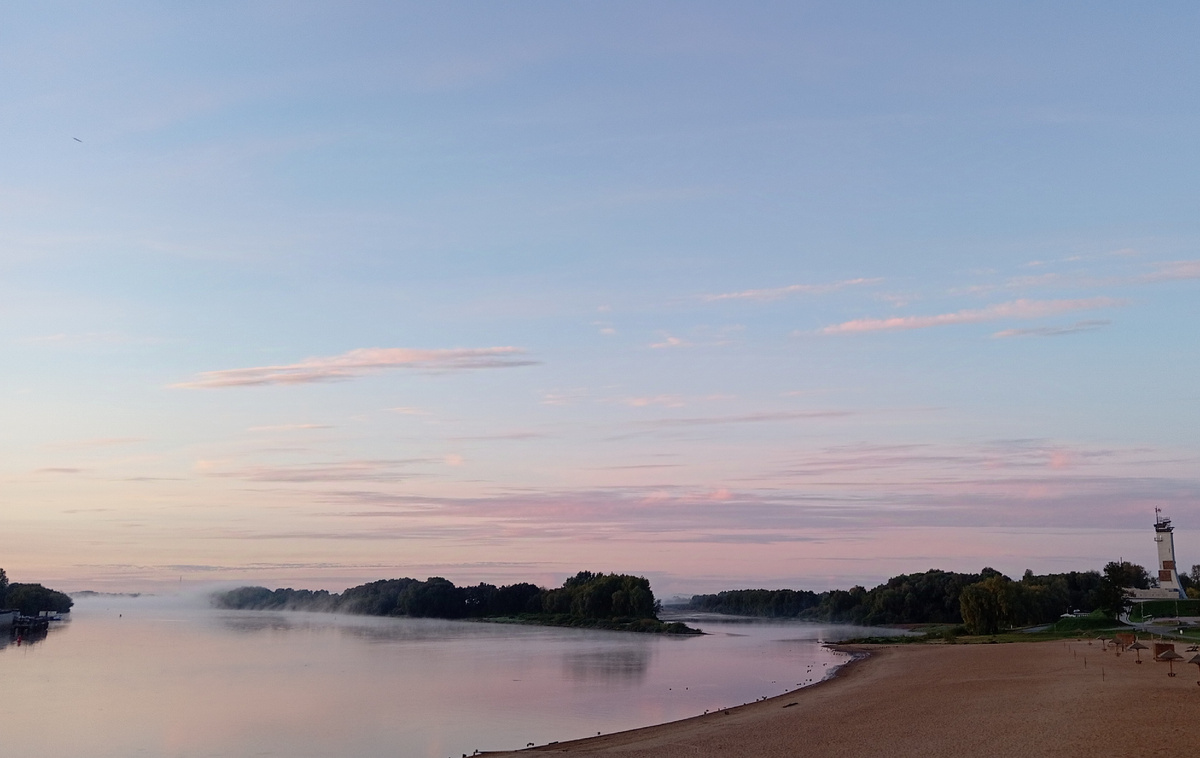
[
  {"left": 214, "top": 571, "right": 661, "bottom": 623},
  {"left": 0, "top": 567, "right": 74, "bottom": 616},
  {"left": 540, "top": 571, "right": 658, "bottom": 619},
  {"left": 216, "top": 578, "right": 546, "bottom": 619},
  {"left": 689, "top": 569, "right": 1011, "bottom": 626},
  {"left": 956, "top": 561, "right": 1181, "bottom": 633},
  {"left": 957, "top": 572, "right": 1083, "bottom": 634},
  {"left": 689, "top": 566, "right": 1113, "bottom": 632},
  {"left": 338, "top": 577, "right": 548, "bottom": 619},
  {"left": 691, "top": 559, "right": 1200, "bottom": 634}
]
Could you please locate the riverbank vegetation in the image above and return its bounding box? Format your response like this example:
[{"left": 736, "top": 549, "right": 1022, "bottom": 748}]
[
  {"left": 685, "top": 560, "right": 1199, "bottom": 635},
  {"left": 213, "top": 571, "right": 701, "bottom": 634},
  {"left": 0, "top": 567, "right": 74, "bottom": 616}
]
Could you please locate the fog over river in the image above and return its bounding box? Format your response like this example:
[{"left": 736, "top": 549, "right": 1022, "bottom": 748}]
[{"left": 1, "top": 595, "right": 903, "bottom": 757}]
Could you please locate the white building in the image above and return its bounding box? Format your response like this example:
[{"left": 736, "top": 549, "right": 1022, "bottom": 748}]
[{"left": 1127, "top": 510, "right": 1187, "bottom": 601}]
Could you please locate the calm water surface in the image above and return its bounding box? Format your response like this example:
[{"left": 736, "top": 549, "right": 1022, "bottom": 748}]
[{"left": 1, "top": 596, "right": 901, "bottom": 757}]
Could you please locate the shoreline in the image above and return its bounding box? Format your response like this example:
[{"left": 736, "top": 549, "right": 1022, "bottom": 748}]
[
  {"left": 483, "top": 639, "right": 1200, "bottom": 756},
  {"left": 481, "top": 643, "right": 876, "bottom": 756}
]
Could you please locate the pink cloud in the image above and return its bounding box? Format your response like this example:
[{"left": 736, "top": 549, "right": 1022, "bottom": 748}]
[
  {"left": 174, "top": 347, "right": 536, "bottom": 388},
  {"left": 818, "top": 297, "right": 1125, "bottom": 335},
  {"left": 1141, "top": 259, "right": 1200, "bottom": 282},
  {"left": 643, "top": 410, "right": 852, "bottom": 427},
  {"left": 1049, "top": 450, "right": 1073, "bottom": 470},
  {"left": 649, "top": 335, "right": 690, "bottom": 348},
  {"left": 200, "top": 458, "right": 429, "bottom": 482},
  {"left": 620, "top": 395, "right": 687, "bottom": 408},
  {"left": 703, "top": 277, "right": 881, "bottom": 302}
]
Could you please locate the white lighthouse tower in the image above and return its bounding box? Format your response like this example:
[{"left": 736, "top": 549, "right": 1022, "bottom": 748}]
[{"left": 1153, "top": 509, "right": 1186, "bottom": 599}]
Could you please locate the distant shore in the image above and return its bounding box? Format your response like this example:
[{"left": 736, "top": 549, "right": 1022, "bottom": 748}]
[{"left": 484, "top": 639, "right": 1200, "bottom": 757}]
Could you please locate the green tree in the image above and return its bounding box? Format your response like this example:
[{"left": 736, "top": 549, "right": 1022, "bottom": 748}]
[
  {"left": 0, "top": 566, "right": 8, "bottom": 608},
  {"left": 1095, "top": 561, "right": 1144, "bottom": 618},
  {"left": 959, "top": 575, "right": 1023, "bottom": 634},
  {"left": 1105, "top": 560, "right": 1151, "bottom": 589},
  {"left": 6, "top": 584, "right": 73, "bottom": 615}
]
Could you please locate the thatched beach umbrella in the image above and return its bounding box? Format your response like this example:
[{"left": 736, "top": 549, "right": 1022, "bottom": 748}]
[
  {"left": 1160, "top": 649, "right": 1183, "bottom": 677},
  {"left": 1189, "top": 654, "right": 1200, "bottom": 684},
  {"left": 1129, "top": 640, "right": 1148, "bottom": 663}
]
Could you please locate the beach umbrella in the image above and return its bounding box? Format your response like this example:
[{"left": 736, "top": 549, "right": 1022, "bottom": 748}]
[
  {"left": 1129, "top": 641, "right": 1148, "bottom": 663},
  {"left": 1160, "top": 649, "right": 1183, "bottom": 676},
  {"left": 1189, "top": 654, "right": 1200, "bottom": 684}
]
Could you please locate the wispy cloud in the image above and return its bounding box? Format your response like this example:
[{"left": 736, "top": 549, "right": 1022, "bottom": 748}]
[
  {"left": 963, "top": 257, "right": 1200, "bottom": 294},
  {"left": 702, "top": 278, "right": 881, "bottom": 302},
  {"left": 197, "top": 458, "right": 431, "bottom": 482},
  {"left": 992, "top": 320, "right": 1110, "bottom": 339},
  {"left": 196, "top": 438, "right": 1195, "bottom": 550},
  {"left": 817, "top": 298, "right": 1125, "bottom": 335},
  {"left": 649, "top": 334, "right": 690, "bottom": 349},
  {"left": 1141, "top": 259, "right": 1200, "bottom": 283},
  {"left": 619, "top": 395, "right": 688, "bottom": 408},
  {"left": 649, "top": 325, "right": 742, "bottom": 349},
  {"left": 449, "top": 431, "right": 548, "bottom": 441},
  {"left": 385, "top": 406, "right": 430, "bottom": 415},
  {"left": 174, "top": 347, "right": 537, "bottom": 388},
  {"left": 609, "top": 393, "right": 734, "bottom": 408},
  {"left": 44, "top": 437, "right": 147, "bottom": 450},
  {"left": 643, "top": 410, "right": 853, "bottom": 427},
  {"left": 590, "top": 463, "right": 684, "bottom": 470},
  {"left": 541, "top": 388, "right": 589, "bottom": 406},
  {"left": 245, "top": 424, "right": 333, "bottom": 432}
]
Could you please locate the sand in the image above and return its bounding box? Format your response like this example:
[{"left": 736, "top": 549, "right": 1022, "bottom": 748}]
[{"left": 484, "top": 640, "right": 1200, "bottom": 757}]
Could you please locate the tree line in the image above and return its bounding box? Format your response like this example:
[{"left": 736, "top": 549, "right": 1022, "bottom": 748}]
[
  {"left": 687, "top": 560, "right": 1197, "bottom": 634},
  {"left": 687, "top": 568, "right": 1011, "bottom": 625},
  {"left": 0, "top": 567, "right": 74, "bottom": 615},
  {"left": 213, "top": 571, "right": 697, "bottom": 634}
]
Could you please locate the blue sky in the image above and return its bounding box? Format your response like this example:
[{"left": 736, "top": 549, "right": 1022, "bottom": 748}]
[{"left": 3, "top": 2, "right": 1199, "bottom": 595}]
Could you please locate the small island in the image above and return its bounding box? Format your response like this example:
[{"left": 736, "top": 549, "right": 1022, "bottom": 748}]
[{"left": 213, "top": 571, "right": 702, "bottom": 635}]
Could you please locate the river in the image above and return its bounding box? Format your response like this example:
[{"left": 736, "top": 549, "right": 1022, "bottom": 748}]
[{"left": 0, "top": 594, "right": 903, "bottom": 757}]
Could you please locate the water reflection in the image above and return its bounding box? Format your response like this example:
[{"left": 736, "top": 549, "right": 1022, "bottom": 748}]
[
  {"left": 215, "top": 612, "right": 301, "bottom": 634},
  {"left": 0, "top": 598, "right": 905, "bottom": 758},
  {"left": 212, "top": 610, "right": 545, "bottom": 644},
  {"left": 562, "top": 646, "right": 651, "bottom": 684},
  {"left": 0, "top": 619, "right": 68, "bottom": 651}
]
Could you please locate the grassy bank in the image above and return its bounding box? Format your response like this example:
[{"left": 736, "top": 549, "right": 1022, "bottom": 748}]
[
  {"left": 1128, "top": 599, "right": 1200, "bottom": 622},
  {"left": 841, "top": 616, "right": 1131, "bottom": 645}
]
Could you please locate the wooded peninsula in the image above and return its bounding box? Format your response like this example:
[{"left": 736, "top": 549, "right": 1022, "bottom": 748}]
[
  {"left": 0, "top": 567, "right": 74, "bottom": 616},
  {"left": 212, "top": 571, "right": 701, "bottom": 634}
]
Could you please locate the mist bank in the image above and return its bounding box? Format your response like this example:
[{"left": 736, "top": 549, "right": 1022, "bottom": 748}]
[
  {"left": 212, "top": 572, "right": 701, "bottom": 635},
  {"left": 683, "top": 563, "right": 1174, "bottom": 634}
]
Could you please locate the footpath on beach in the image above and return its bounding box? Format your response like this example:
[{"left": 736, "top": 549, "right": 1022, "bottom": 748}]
[{"left": 484, "top": 639, "right": 1199, "bottom": 758}]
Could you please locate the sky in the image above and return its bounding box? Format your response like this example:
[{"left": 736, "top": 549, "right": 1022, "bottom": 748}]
[{"left": 3, "top": 2, "right": 1199, "bottom": 597}]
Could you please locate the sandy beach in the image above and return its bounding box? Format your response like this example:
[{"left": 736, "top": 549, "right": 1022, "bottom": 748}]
[{"left": 485, "top": 640, "right": 1199, "bottom": 757}]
